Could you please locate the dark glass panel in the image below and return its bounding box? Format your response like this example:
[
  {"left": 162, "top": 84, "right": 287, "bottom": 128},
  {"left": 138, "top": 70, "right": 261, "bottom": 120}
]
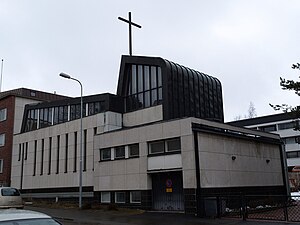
[
  {"left": 132, "top": 65, "right": 137, "bottom": 94},
  {"left": 138, "top": 93, "right": 144, "bottom": 109},
  {"left": 88, "top": 102, "right": 95, "bottom": 115},
  {"left": 58, "top": 106, "right": 64, "bottom": 123},
  {"left": 70, "top": 105, "right": 76, "bottom": 120},
  {"left": 49, "top": 108, "right": 53, "bottom": 125},
  {"left": 150, "top": 66, "right": 157, "bottom": 89},
  {"left": 151, "top": 89, "right": 157, "bottom": 106},
  {"left": 39, "top": 108, "right": 44, "bottom": 128},
  {"left": 158, "top": 87, "right": 163, "bottom": 104},
  {"left": 53, "top": 107, "right": 59, "bottom": 124},
  {"left": 144, "top": 91, "right": 150, "bottom": 107},
  {"left": 144, "top": 66, "right": 150, "bottom": 91},
  {"left": 157, "top": 67, "right": 162, "bottom": 87},
  {"left": 138, "top": 65, "right": 143, "bottom": 93}
]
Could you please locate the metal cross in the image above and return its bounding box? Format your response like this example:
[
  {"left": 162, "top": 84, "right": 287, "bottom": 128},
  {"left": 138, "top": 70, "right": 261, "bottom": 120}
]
[{"left": 118, "top": 12, "right": 142, "bottom": 56}]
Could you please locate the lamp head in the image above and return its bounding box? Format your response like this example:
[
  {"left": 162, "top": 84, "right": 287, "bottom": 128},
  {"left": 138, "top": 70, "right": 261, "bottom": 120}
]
[{"left": 59, "top": 72, "right": 71, "bottom": 79}]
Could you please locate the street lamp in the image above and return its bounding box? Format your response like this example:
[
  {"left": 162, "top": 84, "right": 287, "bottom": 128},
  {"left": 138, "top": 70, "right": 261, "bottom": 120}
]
[{"left": 59, "top": 72, "right": 83, "bottom": 209}]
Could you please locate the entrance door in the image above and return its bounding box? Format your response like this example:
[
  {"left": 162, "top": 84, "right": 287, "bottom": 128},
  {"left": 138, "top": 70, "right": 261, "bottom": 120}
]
[{"left": 152, "top": 171, "right": 184, "bottom": 211}]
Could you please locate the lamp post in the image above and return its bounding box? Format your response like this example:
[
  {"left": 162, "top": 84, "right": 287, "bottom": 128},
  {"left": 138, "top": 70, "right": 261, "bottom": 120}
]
[{"left": 59, "top": 72, "right": 83, "bottom": 209}]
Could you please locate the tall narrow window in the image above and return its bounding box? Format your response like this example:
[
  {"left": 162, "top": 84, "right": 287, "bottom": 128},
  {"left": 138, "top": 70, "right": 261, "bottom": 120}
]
[
  {"left": 83, "top": 130, "right": 87, "bottom": 171},
  {"left": 18, "top": 144, "right": 21, "bottom": 161},
  {"left": 74, "top": 132, "right": 77, "bottom": 172},
  {"left": 48, "top": 137, "right": 52, "bottom": 175},
  {"left": 0, "top": 159, "right": 3, "bottom": 173},
  {"left": 0, "top": 108, "right": 7, "bottom": 122},
  {"left": 0, "top": 134, "right": 5, "bottom": 147},
  {"left": 33, "top": 140, "right": 37, "bottom": 176},
  {"left": 56, "top": 135, "right": 60, "bottom": 174},
  {"left": 40, "top": 139, "right": 44, "bottom": 175},
  {"left": 24, "top": 142, "right": 28, "bottom": 160},
  {"left": 65, "top": 134, "right": 68, "bottom": 173}
]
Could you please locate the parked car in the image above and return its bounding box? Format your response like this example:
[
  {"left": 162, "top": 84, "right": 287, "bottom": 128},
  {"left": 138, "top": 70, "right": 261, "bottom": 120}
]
[
  {"left": 0, "top": 209, "right": 62, "bottom": 224},
  {"left": 0, "top": 187, "right": 23, "bottom": 209}
]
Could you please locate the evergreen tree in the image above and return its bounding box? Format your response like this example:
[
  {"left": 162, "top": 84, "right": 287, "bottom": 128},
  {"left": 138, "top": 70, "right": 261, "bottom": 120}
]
[{"left": 270, "top": 63, "right": 300, "bottom": 129}]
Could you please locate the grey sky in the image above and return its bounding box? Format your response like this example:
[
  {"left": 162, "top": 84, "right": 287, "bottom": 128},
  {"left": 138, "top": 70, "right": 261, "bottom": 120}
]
[{"left": 1, "top": 0, "right": 299, "bottom": 121}]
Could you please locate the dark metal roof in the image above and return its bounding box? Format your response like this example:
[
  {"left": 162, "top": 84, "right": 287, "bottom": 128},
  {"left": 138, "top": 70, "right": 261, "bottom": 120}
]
[{"left": 228, "top": 112, "right": 296, "bottom": 127}]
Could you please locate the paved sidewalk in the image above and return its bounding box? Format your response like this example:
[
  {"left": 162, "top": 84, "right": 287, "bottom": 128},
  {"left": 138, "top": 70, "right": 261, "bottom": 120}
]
[{"left": 25, "top": 206, "right": 300, "bottom": 225}]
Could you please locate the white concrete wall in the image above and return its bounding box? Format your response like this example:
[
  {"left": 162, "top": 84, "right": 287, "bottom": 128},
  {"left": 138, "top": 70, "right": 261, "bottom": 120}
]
[
  {"left": 198, "top": 133, "right": 283, "bottom": 188},
  {"left": 94, "top": 118, "right": 193, "bottom": 192},
  {"left": 94, "top": 117, "right": 284, "bottom": 192},
  {"left": 123, "top": 105, "right": 163, "bottom": 127},
  {"left": 11, "top": 111, "right": 122, "bottom": 190}
]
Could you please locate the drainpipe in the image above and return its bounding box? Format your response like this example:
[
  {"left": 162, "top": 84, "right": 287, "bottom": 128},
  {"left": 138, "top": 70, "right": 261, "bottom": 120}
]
[{"left": 193, "top": 130, "right": 202, "bottom": 216}]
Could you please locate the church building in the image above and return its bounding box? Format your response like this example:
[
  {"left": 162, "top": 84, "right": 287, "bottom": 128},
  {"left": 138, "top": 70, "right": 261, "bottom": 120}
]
[{"left": 11, "top": 55, "right": 287, "bottom": 215}]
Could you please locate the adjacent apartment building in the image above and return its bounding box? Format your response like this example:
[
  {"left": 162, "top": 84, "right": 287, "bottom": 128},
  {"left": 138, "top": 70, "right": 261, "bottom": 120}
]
[
  {"left": 229, "top": 113, "right": 300, "bottom": 189},
  {"left": 0, "top": 88, "right": 67, "bottom": 186},
  {"left": 11, "top": 55, "right": 288, "bottom": 215}
]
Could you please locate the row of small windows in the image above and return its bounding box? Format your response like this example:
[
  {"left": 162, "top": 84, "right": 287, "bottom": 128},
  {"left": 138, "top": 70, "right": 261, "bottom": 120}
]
[
  {"left": 282, "top": 136, "right": 300, "bottom": 145},
  {"left": 101, "top": 191, "right": 141, "bottom": 204},
  {"left": 0, "top": 108, "right": 7, "bottom": 122},
  {"left": 286, "top": 151, "right": 300, "bottom": 159},
  {"left": 256, "top": 121, "right": 300, "bottom": 132},
  {"left": 18, "top": 130, "right": 89, "bottom": 175},
  {"left": 100, "top": 144, "right": 139, "bottom": 161},
  {"left": 99, "top": 138, "right": 181, "bottom": 161},
  {"left": 25, "top": 101, "right": 105, "bottom": 132},
  {"left": 125, "top": 65, "right": 163, "bottom": 112}
]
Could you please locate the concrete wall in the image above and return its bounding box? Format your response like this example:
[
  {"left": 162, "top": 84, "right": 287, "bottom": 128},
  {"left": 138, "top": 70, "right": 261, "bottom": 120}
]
[
  {"left": 94, "top": 118, "right": 193, "bottom": 192},
  {"left": 198, "top": 133, "right": 283, "bottom": 188},
  {"left": 123, "top": 105, "right": 163, "bottom": 127},
  {"left": 11, "top": 111, "right": 122, "bottom": 190}
]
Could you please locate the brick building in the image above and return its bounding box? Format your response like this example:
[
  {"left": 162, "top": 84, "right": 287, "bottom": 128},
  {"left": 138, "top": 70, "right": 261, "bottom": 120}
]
[{"left": 0, "top": 88, "right": 68, "bottom": 186}]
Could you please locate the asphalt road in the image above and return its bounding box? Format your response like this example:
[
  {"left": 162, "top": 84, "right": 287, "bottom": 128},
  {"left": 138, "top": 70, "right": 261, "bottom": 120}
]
[{"left": 25, "top": 206, "right": 300, "bottom": 225}]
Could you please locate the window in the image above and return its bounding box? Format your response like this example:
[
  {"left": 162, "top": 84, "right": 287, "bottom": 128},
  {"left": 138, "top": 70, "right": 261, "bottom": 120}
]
[
  {"left": 0, "top": 159, "right": 3, "bottom": 173},
  {"left": 0, "top": 134, "right": 5, "bottom": 147},
  {"left": 149, "top": 138, "right": 181, "bottom": 155},
  {"left": 40, "top": 139, "right": 44, "bottom": 175},
  {"left": 259, "top": 125, "right": 277, "bottom": 132},
  {"left": 287, "top": 151, "right": 300, "bottom": 159},
  {"left": 74, "top": 132, "right": 77, "bottom": 172},
  {"left": 101, "top": 192, "right": 111, "bottom": 203},
  {"left": 130, "top": 191, "right": 141, "bottom": 203},
  {"left": 83, "top": 129, "right": 87, "bottom": 171},
  {"left": 64, "top": 134, "right": 68, "bottom": 173},
  {"left": 0, "top": 108, "right": 7, "bottom": 122},
  {"left": 278, "top": 121, "right": 298, "bottom": 130},
  {"left": 125, "top": 64, "right": 163, "bottom": 112},
  {"left": 149, "top": 141, "right": 164, "bottom": 154},
  {"left": 115, "top": 146, "right": 125, "bottom": 159},
  {"left": 48, "top": 137, "right": 52, "bottom": 175},
  {"left": 129, "top": 144, "right": 139, "bottom": 157},
  {"left": 166, "top": 138, "right": 181, "bottom": 152},
  {"left": 56, "top": 135, "right": 60, "bottom": 174},
  {"left": 100, "top": 148, "right": 111, "bottom": 161},
  {"left": 115, "top": 192, "right": 125, "bottom": 203},
  {"left": 33, "top": 140, "right": 37, "bottom": 176}
]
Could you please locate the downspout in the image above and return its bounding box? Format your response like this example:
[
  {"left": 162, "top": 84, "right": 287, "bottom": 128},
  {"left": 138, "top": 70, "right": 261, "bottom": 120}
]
[
  {"left": 193, "top": 130, "right": 202, "bottom": 216},
  {"left": 279, "top": 142, "right": 290, "bottom": 196}
]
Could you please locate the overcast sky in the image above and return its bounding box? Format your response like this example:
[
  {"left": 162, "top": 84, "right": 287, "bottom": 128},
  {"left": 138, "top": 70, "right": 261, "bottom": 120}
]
[{"left": 1, "top": 0, "right": 299, "bottom": 121}]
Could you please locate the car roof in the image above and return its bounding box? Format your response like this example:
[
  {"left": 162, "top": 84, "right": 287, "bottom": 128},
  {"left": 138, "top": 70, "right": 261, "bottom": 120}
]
[{"left": 0, "top": 209, "right": 51, "bottom": 221}]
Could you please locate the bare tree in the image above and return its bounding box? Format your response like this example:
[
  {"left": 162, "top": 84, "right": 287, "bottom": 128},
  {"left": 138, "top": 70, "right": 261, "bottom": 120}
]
[{"left": 248, "top": 101, "right": 257, "bottom": 118}]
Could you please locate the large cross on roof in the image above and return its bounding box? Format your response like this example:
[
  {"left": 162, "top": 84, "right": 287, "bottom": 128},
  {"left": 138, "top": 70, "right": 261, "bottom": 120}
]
[{"left": 118, "top": 12, "right": 142, "bottom": 56}]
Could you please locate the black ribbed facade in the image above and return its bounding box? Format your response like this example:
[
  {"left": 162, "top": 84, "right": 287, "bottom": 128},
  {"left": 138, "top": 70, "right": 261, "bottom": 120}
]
[{"left": 117, "top": 55, "right": 224, "bottom": 122}]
